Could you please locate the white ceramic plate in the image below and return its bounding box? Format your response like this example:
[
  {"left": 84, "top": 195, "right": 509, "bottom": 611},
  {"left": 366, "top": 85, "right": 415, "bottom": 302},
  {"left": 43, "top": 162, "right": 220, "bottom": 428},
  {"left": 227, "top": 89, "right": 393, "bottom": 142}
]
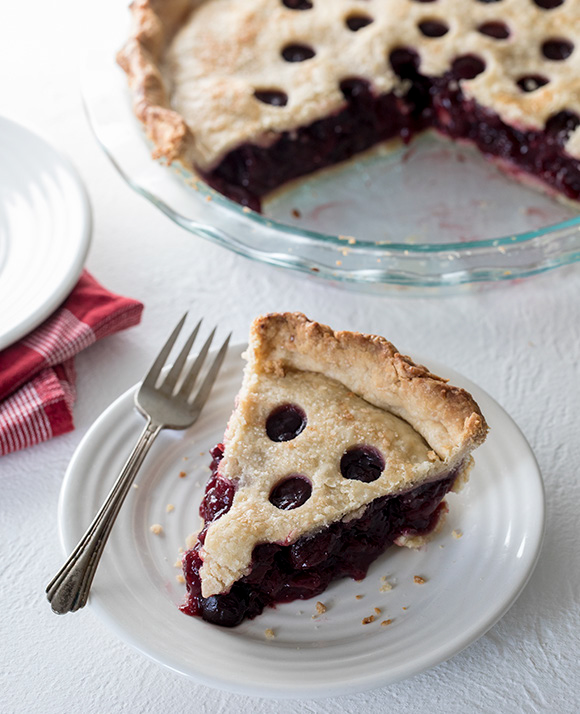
[
  {"left": 58, "top": 345, "right": 544, "bottom": 699},
  {"left": 0, "top": 116, "right": 91, "bottom": 350}
]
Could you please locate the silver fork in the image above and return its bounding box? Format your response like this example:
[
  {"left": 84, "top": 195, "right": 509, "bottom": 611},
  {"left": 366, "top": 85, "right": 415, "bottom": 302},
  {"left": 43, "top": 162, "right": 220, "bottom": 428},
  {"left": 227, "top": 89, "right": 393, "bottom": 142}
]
[{"left": 46, "top": 314, "right": 231, "bottom": 615}]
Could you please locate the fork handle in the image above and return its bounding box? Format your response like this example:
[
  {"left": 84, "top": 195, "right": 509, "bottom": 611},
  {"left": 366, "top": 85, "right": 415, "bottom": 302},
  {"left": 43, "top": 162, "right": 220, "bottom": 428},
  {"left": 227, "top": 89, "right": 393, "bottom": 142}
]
[{"left": 46, "top": 420, "right": 163, "bottom": 614}]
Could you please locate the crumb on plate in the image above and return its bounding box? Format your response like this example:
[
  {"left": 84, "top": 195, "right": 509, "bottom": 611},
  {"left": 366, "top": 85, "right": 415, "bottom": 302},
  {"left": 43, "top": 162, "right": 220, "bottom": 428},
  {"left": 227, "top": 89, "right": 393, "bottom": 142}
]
[
  {"left": 312, "top": 601, "right": 326, "bottom": 617},
  {"left": 149, "top": 524, "right": 163, "bottom": 535},
  {"left": 379, "top": 577, "right": 392, "bottom": 593}
]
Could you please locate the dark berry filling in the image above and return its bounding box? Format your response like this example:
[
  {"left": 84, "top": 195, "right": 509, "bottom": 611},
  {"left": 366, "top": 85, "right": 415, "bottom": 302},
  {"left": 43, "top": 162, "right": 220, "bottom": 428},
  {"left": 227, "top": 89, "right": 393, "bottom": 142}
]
[
  {"left": 266, "top": 403, "right": 307, "bottom": 442},
  {"left": 180, "top": 445, "right": 460, "bottom": 627},
  {"left": 203, "top": 53, "right": 580, "bottom": 211}
]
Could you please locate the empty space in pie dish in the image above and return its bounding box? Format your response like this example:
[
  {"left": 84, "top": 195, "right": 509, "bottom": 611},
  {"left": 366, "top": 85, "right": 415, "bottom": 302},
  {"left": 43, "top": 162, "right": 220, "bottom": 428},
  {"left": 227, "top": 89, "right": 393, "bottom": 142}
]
[{"left": 261, "top": 135, "right": 577, "bottom": 246}]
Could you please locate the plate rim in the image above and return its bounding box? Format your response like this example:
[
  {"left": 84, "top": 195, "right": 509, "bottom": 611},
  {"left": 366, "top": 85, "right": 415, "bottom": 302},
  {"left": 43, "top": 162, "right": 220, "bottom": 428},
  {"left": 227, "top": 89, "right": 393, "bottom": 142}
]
[
  {"left": 0, "top": 115, "right": 92, "bottom": 351},
  {"left": 57, "top": 346, "right": 545, "bottom": 698}
]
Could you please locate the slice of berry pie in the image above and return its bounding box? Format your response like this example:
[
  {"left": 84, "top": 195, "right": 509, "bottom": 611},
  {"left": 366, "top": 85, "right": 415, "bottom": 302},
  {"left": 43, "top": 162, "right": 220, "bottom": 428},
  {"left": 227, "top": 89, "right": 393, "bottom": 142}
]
[
  {"left": 181, "top": 313, "right": 488, "bottom": 627},
  {"left": 118, "top": 0, "right": 580, "bottom": 211}
]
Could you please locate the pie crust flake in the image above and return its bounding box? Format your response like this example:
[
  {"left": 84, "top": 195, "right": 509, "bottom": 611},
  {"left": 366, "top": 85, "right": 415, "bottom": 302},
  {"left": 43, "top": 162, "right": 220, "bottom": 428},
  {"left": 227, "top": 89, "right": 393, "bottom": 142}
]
[{"left": 180, "top": 313, "right": 488, "bottom": 626}]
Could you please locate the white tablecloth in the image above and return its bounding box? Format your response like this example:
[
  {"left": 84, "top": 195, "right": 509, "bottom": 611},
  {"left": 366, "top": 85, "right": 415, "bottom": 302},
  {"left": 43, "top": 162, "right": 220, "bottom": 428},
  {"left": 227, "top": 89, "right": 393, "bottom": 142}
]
[{"left": 2, "top": 2, "right": 580, "bottom": 712}]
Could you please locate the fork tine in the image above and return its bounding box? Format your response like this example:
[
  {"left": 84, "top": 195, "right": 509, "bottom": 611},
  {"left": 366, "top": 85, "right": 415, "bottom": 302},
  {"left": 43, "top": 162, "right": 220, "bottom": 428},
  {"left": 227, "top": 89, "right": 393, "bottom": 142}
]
[
  {"left": 177, "top": 326, "right": 216, "bottom": 398},
  {"left": 189, "top": 334, "right": 231, "bottom": 412},
  {"left": 161, "top": 319, "right": 202, "bottom": 394},
  {"left": 142, "top": 313, "right": 188, "bottom": 389}
]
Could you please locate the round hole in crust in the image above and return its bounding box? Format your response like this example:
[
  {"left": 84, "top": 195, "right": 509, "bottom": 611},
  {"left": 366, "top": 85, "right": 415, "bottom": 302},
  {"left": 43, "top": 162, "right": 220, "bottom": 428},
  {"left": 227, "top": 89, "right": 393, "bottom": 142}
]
[
  {"left": 477, "top": 21, "right": 510, "bottom": 39},
  {"left": 282, "top": 0, "right": 313, "bottom": 8},
  {"left": 451, "top": 55, "right": 486, "bottom": 79},
  {"left": 266, "top": 404, "right": 307, "bottom": 441},
  {"left": 340, "top": 445, "right": 385, "bottom": 483},
  {"left": 418, "top": 20, "right": 449, "bottom": 37},
  {"left": 516, "top": 74, "right": 550, "bottom": 92},
  {"left": 281, "top": 44, "right": 316, "bottom": 62},
  {"left": 389, "top": 47, "right": 421, "bottom": 78},
  {"left": 533, "top": 0, "right": 564, "bottom": 8},
  {"left": 269, "top": 475, "right": 313, "bottom": 510},
  {"left": 542, "top": 38, "right": 574, "bottom": 60},
  {"left": 254, "top": 89, "right": 289, "bottom": 106},
  {"left": 346, "top": 14, "right": 374, "bottom": 31}
]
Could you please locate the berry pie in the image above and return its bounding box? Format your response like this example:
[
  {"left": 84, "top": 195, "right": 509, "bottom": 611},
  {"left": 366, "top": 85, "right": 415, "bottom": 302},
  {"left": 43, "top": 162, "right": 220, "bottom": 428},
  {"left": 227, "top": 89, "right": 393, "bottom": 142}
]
[
  {"left": 180, "top": 313, "right": 488, "bottom": 627},
  {"left": 118, "top": 0, "right": 580, "bottom": 211}
]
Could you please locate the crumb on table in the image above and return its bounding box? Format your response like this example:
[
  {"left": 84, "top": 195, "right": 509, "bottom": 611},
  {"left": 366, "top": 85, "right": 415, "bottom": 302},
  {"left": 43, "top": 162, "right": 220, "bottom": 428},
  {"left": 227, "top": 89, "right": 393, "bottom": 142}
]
[
  {"left": 179, "top": 471, "right": 187, "bottom": 478},
  {"left": 381, "top": 619, "right": 393, "bottom": 627},
  {"left": 355, "top": 594, "right": 364, "bottom": 600},
  {"left": 362, "top": 615, "right": 375, "bottom": 625},
  {"left": 374, "top": 607, "right": 382, "bottom": 615},
  {"left": 414, "top": 575, "right": 426, "bottom": 585}
]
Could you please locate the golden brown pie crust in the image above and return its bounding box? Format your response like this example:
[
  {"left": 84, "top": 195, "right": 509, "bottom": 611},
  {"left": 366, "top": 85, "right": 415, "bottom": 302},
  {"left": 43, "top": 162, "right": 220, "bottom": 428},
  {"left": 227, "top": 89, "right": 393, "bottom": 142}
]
[{"left": 197, "top": 313, "right": 488, "bottom": 597}]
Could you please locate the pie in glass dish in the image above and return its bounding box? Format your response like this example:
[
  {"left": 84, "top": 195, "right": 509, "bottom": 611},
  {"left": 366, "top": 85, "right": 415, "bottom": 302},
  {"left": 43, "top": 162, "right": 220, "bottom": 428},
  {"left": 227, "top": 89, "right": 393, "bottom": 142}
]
[
  {"left": 117, "top": 0, "right": 580, "bottom": 211},
  {"left": 180, "top": 313, "right": 488, "bottom": 627}
]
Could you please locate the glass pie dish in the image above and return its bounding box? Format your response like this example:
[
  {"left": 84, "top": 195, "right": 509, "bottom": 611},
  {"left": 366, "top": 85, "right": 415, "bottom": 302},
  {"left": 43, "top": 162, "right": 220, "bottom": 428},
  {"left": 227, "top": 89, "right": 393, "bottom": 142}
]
[{"left": 81, "top": 5, "right": 580, "bottom": 293}]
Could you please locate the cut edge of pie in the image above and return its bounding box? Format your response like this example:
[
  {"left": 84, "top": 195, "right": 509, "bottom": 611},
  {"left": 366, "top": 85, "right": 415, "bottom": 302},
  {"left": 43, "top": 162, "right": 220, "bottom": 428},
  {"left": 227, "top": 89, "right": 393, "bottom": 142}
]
[
  {"left": 117, "top": 0, "right": 580, "bottom": 212},
  {"left": 180, "top": 313, "right": 488, "bottom": 626}
]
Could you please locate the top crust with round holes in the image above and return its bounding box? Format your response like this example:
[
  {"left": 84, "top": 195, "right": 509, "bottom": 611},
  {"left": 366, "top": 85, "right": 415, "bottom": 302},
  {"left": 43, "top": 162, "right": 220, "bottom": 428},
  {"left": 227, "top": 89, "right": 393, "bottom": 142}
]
[{"left": 117, "top": 0, "right": 580, "bottom": 173}]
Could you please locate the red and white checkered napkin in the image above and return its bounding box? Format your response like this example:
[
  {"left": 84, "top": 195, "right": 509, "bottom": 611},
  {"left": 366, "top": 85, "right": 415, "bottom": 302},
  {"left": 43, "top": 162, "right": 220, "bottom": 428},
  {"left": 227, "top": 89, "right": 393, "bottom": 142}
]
[{"left": 0, "top": 271, "right": 143, "bottom": 456}]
